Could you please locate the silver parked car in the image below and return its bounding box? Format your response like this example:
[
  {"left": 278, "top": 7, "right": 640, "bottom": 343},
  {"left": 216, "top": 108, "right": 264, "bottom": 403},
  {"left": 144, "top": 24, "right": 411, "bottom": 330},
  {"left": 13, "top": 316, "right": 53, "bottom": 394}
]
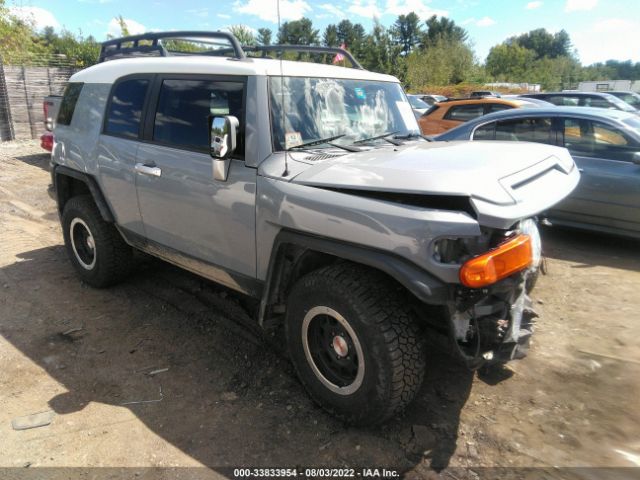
[
  {"left": 406, "top": 94, "right": 431, "bottom": 118},
  {"left": 607, "top": 91, "right": 640, "bottom": 111},
  {"left": 50, "top": 31, "right": 578, "bottom": 425},
  {"left": 521, "top": 91, "right": 639, "bottom": 115},
  {"left": 436, "top": 107, "right": 640, "bottom": 238}
]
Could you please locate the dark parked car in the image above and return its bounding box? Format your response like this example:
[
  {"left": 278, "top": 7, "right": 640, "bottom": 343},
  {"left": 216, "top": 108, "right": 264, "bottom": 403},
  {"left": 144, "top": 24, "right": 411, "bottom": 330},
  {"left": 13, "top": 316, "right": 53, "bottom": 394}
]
[
  {"left": 471, "top": 90, "right": 501, "bottom": 98},
  {"left": 435, "top": 107, "right": 640, "bottom": 239},
  {"left": 607, "top": 91, "right": 640, "bottom": 111},
  {"left": 521, "top": 91, "right": 638, "bottom": 114}
]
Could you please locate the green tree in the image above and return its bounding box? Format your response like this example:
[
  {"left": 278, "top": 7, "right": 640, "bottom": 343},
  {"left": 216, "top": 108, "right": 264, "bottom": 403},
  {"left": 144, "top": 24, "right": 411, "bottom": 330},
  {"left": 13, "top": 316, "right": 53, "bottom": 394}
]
[
  {"left": 228, "top": 24, "right": 256, "bottom": 46},
  {"left": 277, "top": 17, "right": 319, "bottom": 45},
  {"left": 486, "top": 43, "right": 536, "bottom": 81},
  {"left": 40, "top": 28, "right": 100, "bottom": 67},
  {"left": 507, "top": 28, "right": 572, "bottom": 60},
  {"left": 422, "top": 15, "right": 468, "bottom": 46},
  {"left": 335, "top": 19, "right": 366, "bottom": 56},
  {"left": 0, "top": 0, "right": 48, "bottom": 63},
  {"left": 322, "top": 24, "right": 339, "bottom": 47},
  {"left": 257, "top": 27, "right": 272, "bottom": 46},
  {"left": 116, "top": 15, "right": 130, "bottom": 37},
  {"left": 360, "top": 19, "right": 391, "bottom": 73},
  {"left": 406, "top": 37, "right": 474, "bottom": 88},
  {"left": 390, "top": 12, "right": 421, "bottom": 55}
]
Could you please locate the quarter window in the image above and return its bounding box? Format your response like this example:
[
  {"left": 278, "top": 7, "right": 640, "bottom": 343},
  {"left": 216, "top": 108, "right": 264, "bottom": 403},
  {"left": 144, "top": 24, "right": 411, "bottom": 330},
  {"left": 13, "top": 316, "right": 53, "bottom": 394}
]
[
  {"left": 57, "top": 82, "right": 84, "bottom": 126},
  {"left": 105, "top": 78, "right": 149, "bottom": 138},
  {"left": 473, "top": 123, "right": 495, "bottom": 140},
  {"left": 444, "top": 104, "right": 484, "bottom": 122},
  {"left": 153, "top": 79, "right": 244, "bottom": 154},
  {"left": 582, "top": 97, "right": 614, "bottom": 109}
]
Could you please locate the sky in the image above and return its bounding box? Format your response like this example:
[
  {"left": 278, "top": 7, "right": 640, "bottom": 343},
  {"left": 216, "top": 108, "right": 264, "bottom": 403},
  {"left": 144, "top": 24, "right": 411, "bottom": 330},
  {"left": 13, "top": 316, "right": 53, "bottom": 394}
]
[{"left": 7, "top": 0, "right": 640, "bottom": 65}]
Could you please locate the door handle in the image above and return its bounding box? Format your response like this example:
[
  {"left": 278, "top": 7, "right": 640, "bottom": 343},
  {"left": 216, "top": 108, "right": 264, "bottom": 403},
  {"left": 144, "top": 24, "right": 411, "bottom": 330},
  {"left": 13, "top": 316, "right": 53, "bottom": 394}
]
[{"left": 135, "top": 163, "right": 162, "bottom": 177}]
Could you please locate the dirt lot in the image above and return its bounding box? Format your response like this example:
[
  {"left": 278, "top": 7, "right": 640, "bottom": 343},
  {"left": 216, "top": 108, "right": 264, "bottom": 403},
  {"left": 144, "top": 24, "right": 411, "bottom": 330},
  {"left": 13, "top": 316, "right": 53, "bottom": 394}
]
[{"left": 1, "top": 140, "right": 639, "bottom": 479}]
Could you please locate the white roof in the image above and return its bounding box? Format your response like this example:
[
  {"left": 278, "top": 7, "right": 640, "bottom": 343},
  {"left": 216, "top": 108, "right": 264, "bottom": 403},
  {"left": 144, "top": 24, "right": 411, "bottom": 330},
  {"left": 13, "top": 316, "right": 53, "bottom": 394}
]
[{"left": 70, "top": 55, "right": 399, "bottom": 84}]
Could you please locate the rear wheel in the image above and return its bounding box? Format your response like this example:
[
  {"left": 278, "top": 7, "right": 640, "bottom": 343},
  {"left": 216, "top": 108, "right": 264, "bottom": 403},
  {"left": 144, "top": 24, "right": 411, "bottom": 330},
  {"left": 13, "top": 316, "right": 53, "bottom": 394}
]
[
  {"left": 61, "top": 195, "right": 132, "bottom": 287},
  {"left": 286, "top": 263, "right": 426, "bottom": 425}
]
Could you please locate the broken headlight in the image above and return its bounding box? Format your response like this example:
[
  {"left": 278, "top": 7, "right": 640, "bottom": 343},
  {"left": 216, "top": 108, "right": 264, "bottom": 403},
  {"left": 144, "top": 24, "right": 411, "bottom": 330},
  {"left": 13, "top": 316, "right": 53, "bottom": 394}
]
[{"left": 519, "top": 218, "right": 542, "bottom": 268}]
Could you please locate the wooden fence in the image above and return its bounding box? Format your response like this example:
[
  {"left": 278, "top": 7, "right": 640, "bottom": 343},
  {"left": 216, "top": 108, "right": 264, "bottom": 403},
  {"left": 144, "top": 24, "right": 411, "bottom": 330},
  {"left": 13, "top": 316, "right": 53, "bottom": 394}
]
[{"left": 0, "top": 58, "right": 77, "bottom": 141}]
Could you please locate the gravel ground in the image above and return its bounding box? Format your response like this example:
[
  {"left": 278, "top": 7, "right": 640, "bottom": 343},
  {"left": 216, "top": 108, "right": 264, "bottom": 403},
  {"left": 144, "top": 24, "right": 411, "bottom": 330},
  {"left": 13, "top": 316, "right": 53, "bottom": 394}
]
[{"left": 0, "top": 140, "right": 639, "bottom": 479}]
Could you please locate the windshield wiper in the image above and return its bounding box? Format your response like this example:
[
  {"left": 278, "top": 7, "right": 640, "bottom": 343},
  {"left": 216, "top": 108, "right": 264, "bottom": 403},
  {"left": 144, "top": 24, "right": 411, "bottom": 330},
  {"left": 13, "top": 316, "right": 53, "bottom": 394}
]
[
  {"left": 288, "top": 134, "right": 361, "bottom": 153},
  {"left": 352, "top": 131, "right": 401, "bottom": 146},
  {"left": 393, "top": 132, "right": 432, "bottom": 142},
  {"left": 288, "top": 134, "right": 347, "bottom": 150}
]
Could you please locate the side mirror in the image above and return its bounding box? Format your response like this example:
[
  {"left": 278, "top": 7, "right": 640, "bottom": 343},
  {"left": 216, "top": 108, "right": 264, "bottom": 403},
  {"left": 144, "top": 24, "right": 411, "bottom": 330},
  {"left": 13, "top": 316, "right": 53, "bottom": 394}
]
[
  {"left": 209, "top": 115, "right": 239, "bottom": 181},
  {"left": 633, "top": 152, "right": 640, "bottom": 165}
]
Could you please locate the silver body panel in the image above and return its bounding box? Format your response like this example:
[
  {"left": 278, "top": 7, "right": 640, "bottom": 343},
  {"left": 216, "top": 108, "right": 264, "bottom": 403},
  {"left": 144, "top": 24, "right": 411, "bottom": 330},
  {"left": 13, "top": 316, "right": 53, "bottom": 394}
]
[
  {"left": 53, "top": 76, "right": 579, "bottom": 292},
  {"left": 436, "top": 107, "right": 640, "bottom": 238}
]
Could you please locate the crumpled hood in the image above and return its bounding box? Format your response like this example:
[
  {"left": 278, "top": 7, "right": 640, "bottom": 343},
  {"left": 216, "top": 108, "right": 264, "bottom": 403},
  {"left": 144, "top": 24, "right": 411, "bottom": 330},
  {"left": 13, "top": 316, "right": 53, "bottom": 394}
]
[{"left": 290, "top": 141, "right": 580, "bottom": 228}]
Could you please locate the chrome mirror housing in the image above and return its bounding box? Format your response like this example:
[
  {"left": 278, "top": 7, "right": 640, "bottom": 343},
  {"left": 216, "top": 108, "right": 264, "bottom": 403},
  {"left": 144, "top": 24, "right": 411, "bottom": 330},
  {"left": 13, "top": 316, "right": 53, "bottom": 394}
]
[{"left": 209, "top": 115, "right": 239, "bottom": 181}]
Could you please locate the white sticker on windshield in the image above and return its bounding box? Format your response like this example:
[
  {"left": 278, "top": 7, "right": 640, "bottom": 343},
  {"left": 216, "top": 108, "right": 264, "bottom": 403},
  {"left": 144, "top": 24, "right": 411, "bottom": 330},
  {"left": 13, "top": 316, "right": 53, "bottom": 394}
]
[
  {"left": 285, "top": 131, "right": 303, "bottom": 149},
  {"left": 396, "top": 101, "right": 417, "bottom": 130}
]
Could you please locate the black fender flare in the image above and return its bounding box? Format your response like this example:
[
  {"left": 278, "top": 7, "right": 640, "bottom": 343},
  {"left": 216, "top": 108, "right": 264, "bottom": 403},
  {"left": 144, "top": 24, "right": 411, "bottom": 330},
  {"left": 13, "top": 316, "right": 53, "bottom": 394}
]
[
  {"left": 259, "top": 229, "right": 449, "bottom": 325},
  {"left": 52, "top": 165, "right": 115, "bottom": 223}
]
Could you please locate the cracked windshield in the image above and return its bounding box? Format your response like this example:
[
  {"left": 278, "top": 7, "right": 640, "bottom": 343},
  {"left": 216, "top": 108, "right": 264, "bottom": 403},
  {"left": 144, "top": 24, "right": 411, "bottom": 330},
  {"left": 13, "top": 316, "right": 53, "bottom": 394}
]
[{"left": 270, "top": 77, "right": 420, "bottom": 150}]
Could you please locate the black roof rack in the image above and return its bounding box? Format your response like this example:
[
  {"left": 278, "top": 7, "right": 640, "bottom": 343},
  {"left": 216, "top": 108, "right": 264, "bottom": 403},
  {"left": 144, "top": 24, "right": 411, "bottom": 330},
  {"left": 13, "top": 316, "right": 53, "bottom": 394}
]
[
  {"left": 98, "top": 30, "right": 363, "bottom": 69},
  {"left": 99, "top": 31, "right": 246, "bottom": 63}
]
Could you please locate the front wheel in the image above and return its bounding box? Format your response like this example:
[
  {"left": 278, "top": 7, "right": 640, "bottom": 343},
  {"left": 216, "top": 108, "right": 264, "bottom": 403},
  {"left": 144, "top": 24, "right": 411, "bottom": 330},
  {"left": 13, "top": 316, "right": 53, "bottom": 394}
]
[{"left": 285, "top": 263, "right": 426, "bottom": 425}]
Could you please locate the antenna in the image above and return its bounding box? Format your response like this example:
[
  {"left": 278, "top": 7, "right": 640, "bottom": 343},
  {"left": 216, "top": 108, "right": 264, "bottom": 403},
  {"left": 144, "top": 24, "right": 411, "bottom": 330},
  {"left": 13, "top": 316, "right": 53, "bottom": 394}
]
[{"left": 277, "top": 0, "right": 289, "bottom": 177}]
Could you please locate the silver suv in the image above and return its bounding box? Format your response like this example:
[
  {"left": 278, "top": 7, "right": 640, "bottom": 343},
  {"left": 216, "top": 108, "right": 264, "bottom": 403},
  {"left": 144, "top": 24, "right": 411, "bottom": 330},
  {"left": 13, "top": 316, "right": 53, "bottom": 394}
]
[{"left": 50, "top": 32, "right": 579, "bottom": 424}]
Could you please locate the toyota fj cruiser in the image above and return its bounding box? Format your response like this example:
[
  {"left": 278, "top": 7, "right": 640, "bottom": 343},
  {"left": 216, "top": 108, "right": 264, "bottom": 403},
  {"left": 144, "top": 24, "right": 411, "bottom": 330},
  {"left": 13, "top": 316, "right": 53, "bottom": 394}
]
[{"left": 50, "top": 32, "right": 579, "bottom": 424}]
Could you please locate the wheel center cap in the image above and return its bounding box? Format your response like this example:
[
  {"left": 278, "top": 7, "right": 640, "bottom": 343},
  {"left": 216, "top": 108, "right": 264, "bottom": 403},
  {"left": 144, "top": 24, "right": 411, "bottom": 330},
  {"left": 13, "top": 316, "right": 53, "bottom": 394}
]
[{"left": 332, "top": 335, "right": 348, "bottom": 358}]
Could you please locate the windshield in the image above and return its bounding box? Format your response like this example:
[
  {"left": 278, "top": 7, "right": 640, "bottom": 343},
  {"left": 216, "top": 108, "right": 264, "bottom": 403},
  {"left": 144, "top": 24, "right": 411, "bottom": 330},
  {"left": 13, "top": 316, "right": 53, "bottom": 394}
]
[
  {"left": 605, "top": 94, "right": 638, "bottom": 112},
  {"left": 408, "top": 96, "right": 429, "bottom": 109},
  {"left": 270, "top": 77, "right": 420, "bottom": 150},
  {"left": 612, "top": 92, "right": 640, "bottom": 109}
]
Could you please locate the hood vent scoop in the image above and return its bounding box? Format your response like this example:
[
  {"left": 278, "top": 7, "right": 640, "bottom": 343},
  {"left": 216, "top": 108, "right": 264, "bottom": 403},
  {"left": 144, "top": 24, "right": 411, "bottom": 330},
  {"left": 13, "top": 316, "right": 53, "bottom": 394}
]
[{"left": 304, "top": 153, "right": 343, "bottom": 162}]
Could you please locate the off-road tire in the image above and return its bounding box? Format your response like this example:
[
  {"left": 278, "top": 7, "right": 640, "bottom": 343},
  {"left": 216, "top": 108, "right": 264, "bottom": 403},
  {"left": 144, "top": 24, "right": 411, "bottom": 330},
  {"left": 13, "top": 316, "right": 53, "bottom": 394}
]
[
  {"left": 61, "top": 195, "right": 132, "bottom": 288},
  {"left": 285, "top": 262, "right": 426, "bottom": 425}
]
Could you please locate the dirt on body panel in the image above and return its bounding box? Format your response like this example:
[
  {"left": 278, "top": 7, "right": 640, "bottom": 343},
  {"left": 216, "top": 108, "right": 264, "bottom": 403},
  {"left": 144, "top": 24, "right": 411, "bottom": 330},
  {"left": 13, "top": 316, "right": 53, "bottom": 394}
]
[{"left": 0, "top": 140, "right": 639, "bottom": 476}]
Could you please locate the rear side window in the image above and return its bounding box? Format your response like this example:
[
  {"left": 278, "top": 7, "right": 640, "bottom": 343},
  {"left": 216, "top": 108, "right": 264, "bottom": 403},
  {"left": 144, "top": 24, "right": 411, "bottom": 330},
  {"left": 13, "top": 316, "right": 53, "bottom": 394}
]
[
  {"left": 473, "top": 117, "right": 554, "bottom": 144},
  {"left": 548, "top": 96, "right": 578, "bottom": 106},
  {"left": 153, "top": 79, "right": 245, "bottom": 155},
  {"left": 444, "top": 104, "right": 484, "bottom": 122},
  {"left": 499, "top": 117, "right": 553, "bottom": 143},
  {"left": 57, "top": 82, "right": 84, "bottom": 126},
  {"left": 105, "top": 78, "right": 149, "bottom": 138}
]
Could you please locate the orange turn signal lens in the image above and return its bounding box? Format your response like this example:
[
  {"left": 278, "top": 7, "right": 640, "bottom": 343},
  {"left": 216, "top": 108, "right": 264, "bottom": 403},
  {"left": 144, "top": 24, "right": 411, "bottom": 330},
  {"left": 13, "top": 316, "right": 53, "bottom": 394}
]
[{"left": 459, "top": 234, "right": 533, "bottom": 288}]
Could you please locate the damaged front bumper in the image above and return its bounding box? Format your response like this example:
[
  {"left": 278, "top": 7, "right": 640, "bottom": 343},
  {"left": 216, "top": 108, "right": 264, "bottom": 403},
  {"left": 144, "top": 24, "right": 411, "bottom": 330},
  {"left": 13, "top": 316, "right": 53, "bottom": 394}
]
[{"left": 447, "top": 271, "right": 538, "bottom": 370}]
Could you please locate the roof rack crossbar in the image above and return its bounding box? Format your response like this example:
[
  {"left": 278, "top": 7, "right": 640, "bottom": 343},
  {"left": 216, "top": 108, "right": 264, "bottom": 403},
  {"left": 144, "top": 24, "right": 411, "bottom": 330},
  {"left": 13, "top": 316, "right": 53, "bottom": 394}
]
[
  {"left": 99, "top": 31, "right": 246, "bottom": 63},
  {"left": 243, "top": 45, "right": 364, "bottom": 69}
]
